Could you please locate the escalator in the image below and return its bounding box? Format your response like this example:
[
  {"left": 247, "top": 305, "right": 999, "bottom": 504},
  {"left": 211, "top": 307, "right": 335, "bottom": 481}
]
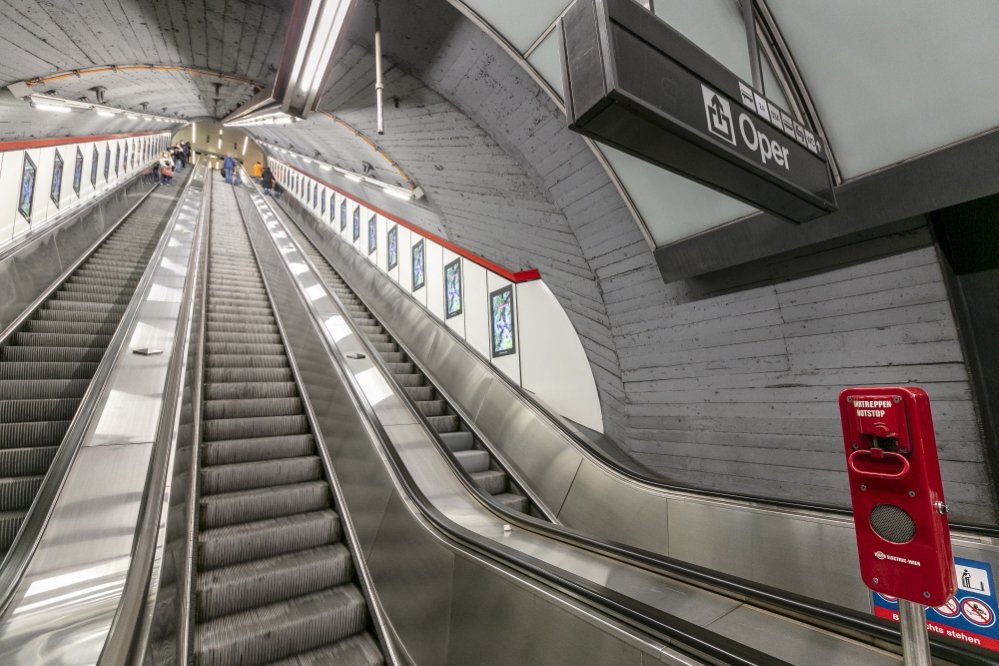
[
  {"left": 279, "top": 220, "right": 536, "bottom": 517},
  {"left": 191, "top": 183, "right": 383, "bottom": 665},
  {"left": 0, "top": 174, "right": 188, "bottom": 560}
]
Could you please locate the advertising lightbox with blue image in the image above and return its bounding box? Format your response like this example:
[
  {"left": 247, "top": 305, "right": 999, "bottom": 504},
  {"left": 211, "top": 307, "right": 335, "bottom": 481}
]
[
  {"left": 92, "top": 146, "right": 99, "bottom": 187},
  {"left": 51, "top": 150, "right": 64, "bottom": 208},
  {"left": 387, "top": 225, "right": 398, "bottom": 270},
  {"left": 490, "top": 285, "right": 515, "bottom": 357},
  {"left": 368, "top": 214, "right": 377, "bottom": 255},
  {"left": 18, "top": 153, "right": 36, "bottom": 221},
  {"left": 104, "top": 146, "right": 110, "bottom": 181},
  {"left": 445, "top": 258, "right": 462, "bottom": 318},
  {"left": 412, "top": 239, "right": 425, "bottom": 291},
  {"left": 340, "top": 199, "right": 347, "bottom": 231},
  {"left": 74, "top": 147, "right": 84, "bottom": 195},
  {"left": 352, "top": 206, "right": 360, "bottom": 241}
]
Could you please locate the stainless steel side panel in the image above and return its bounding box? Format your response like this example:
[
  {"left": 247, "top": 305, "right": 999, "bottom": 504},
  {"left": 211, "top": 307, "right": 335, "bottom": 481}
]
[
  {"left": 0, "top": 175, "right": 153, "bottom": 335},
  {"left": 276, "top": 197, "right": 999, "bottom": 615}
]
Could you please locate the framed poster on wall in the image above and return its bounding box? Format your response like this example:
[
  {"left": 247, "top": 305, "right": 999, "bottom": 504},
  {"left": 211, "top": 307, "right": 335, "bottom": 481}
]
[
  {"left": 114, "top": 144, "right": 120, "bottom": 176},
  {"left": 412, "top": 239, "right": 425, "bottom": 291},
  {"left": 313, "top": 184, "right": 318, "bottom": 209},
  {"left": 74, "top": 147, "right": 84, "bottom": 195},
  {"left": 340, "top": 199, "right": 347, "bottom": 231},
  {"left": 321, "top": 189, "right": 326, "bottom": 216},
  {"left": 17, "top": 154, "right": 37, "bottom": 221},
  {"left": 368, "top": 214, "right": 377, "bottom": 255},
  {"left": 352, "top": 206, "right": 360, "bottom": 241},
  {"left": 92, "top": 146, "right": 99, "bottom": 187},
  {"left": 445, "top": 258, "right": 462, "bottom": 318},
  {"left": 387, "top": 225, "right": 398, "bottom": 270},
  {"left": 122, "top": 142, "right": 128, "bottom": 172},
  {"left": 490, "top": 285, "right": 516, "bottom": 357},
  {"left": 104, "top": 146, "right": 110, "bottom": 181},
  {"left": 51, "top": 150, "right": 64, "bottom": 208}
]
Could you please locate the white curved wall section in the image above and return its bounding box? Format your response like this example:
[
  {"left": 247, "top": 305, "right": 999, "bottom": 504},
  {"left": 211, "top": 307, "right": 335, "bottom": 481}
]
[
  {"left": 0, "top": 133, "right": 171, "bottom": 248},
  {"left": 267, "top": 156, "right": 605, "bottom": 433}
]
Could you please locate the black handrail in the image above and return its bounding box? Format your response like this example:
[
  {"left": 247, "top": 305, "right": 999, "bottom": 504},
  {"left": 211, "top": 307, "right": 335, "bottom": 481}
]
[{"left": 269, "top": 191, "right": 999, "bottom": 666}]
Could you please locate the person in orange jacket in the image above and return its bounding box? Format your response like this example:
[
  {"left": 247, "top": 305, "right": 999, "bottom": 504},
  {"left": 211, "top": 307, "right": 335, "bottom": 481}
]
[{"left": 252, "top": 162, "right": 263, "bottom": 182}]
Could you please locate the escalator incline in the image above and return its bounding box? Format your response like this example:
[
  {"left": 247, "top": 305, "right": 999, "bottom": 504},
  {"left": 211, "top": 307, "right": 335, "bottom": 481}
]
[
  {"left": 192, "top": 183, "right": 383, "bottom": 666},
  {"left": 0, "top": 177, "right": 186, "bottom": 559}
]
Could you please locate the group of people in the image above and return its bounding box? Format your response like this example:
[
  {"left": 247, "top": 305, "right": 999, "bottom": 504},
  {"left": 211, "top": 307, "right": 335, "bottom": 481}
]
[{"left": 147, "top": 142, "right": 191, "bottom": 186}]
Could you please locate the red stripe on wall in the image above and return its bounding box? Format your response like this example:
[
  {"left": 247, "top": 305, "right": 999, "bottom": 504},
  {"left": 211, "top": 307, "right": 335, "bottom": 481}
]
[
  {"left": 271, "top": 157, "right": 541, "bottom": 283},
  {"left": 0, "top": 131, "right": 170, "bottom": 153}
]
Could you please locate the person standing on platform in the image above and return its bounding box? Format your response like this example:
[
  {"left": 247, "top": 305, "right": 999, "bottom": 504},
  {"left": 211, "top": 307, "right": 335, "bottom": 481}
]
[
  {"left": 252, "top": 161, "right": 263, "bottom": 183},
  {"left": 173, "top": 145, "right": 185, "bottom": 172},
  {"left": 261, "top": 167, "right": 275, "bottom": 195},
  {"left": 223, "top": 154, "right": 237, "bottom": 184}
]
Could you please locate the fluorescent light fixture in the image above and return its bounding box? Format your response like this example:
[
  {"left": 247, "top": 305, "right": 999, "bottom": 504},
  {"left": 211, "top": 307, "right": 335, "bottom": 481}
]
[
  {"left": 127, "top": 115, "right": 138, "bottom": 119},
  {"left": 36, "top": 103, "right": 71, "bottom": 113},
  {"left": 218, "top": 139, "right": 222, "bottom": 149},
  {"left": 345, "top": 173, "right": 362, "bottom": 183},
  {"left": 242, "top": 136, "right": 248, "bottom": 156},
  {"left": 219, "top": 129, "right": 223, "bottom": 135},
  {"left": 303, "top": 158, "right": 312, "bottom": 164},
  {"left": 320, "top": 164, "right": 331, "bottom": 171},
  {"left": 97, "top": 110, "right": 115, "bottom": 117},
  {"left": 192, "top": 123, "right": 197, "bottom": 143},
  {"left": 384, "top": 187, "right": 412, "bottom": 200},
  {"left": 143, "top": 116, "right": 153, "bottom": 121}
]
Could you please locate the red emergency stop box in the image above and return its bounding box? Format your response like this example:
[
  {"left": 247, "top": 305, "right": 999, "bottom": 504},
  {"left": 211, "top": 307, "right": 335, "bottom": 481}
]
[{"left": 838, "top": 386, "right": 956, "bottom": 606}]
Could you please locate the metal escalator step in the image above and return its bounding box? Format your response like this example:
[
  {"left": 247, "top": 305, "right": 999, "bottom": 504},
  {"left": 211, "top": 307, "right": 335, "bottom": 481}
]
[
  {"left": 384, "top": 362, "right": 414, "bottom": 374},
  {"left": 416, "top": 400, "right": 446, "bottom": 417},
  {"left": 34, "top": 309, "right": 121, "bottom": 324},
  {"left": 202, "top": 414, "right": 309, "bottom": 442},
  {"left": 208, "top": 305, "right": 276, "bottom": 317},
  {"left": 404, "top": 386, "right": 434, "bottom": 401},
  {"left": 23, "top": 320, "right": 118, "bottom": 335},
  {"left": 439, "top": 431, "right": 473, "bottom": 452},
  {"left": 472, "top": 470, "right": 508, "bottom": 495},
  {"left": 204, "top": 342, "right": 286, "bottom": 356},
  {"left": 204, "top": 367, "right": 293, "bottom": 384},
  {"left": 494, "top": 493, "right": 529, "bottom": 513},
  {"left": 49, "top": 291, "right": 132, "bottom": 305},
  {"left": 58, "top": 282, "right": 133, "bottom": 296},
  {"left": 453, "top": 449, "right": 490, "bottom": 474},
  {"left": 267, "top": 632, "right": 384, "bottom": 666},
  {"left": 193, "top": 585, "right": 367, "bottom": 666},
  {"left": 369, "top": 341, "right": 396, "bottom": 353},
  {"left": 203, "top": 381, "right": 298, "bottom": 401},
  {"left": 201, "top": 456, "right": 323, "bottom": 494},
  {"left": 196, "top": 543, "right": 352, "bottom": 621},
  {"left": 198, "top": 511, "right": 341, "bottom": 571},
  {"left": 365, "top": 333, "right": 390, "bottom": 344},
  {"left": 0, "top": 362, "right": 98, "bottom": 380},
  {"left": 379, "top": 351, "right": 405, "bottom": 363},
  {"left": 393, "top": 373, "right": 423, "bottom": 388},
  {"left": 207, "top": 313, "right": 277, "bottom": 327},
  {"left": 10, "top": 332, "right": 112, "bottom": 348},
  {"left": 204, "top": 354, "right": 289, "bottom": 370},
  {"left": 206, "top": 322, "right": 280, "bottom": 335},
  {"left": 0, "top": 379, "right": 90, "bottom": 400},
  {"left": 0, "top": 447, "right": 59, "bottom": 476},
  {"left": 0, "top": 346, "right": 105, "bottom": 363},
  {"left": 42, "top": 300, "right": 127, "bottom": 313},
  {"left": 0, "top": 398, "right": 80, "bottom": 422},
  {"left": 200, "top": 480, "right": 331, "bottom": 529},
  {"left": 203, "top": 434, "right": 315, "bottom": 466},
  {"left": 427, "top": 414, "right": 459, "bottom": 432},
  {"left": 356, "top": 325, "right": 382, "bottom": 336},
  {"left": 205, "top": 331, "right": 282, "bottom": 345},
  {"left": 202, "top": 397, "right": 302, "bottom": 420},
  {"left": 0, "top": 509, "right": 27, "bottom": 551},
  {"left": 0, "top": 421, "right": 71, "bottom": 448},
  {"left": 0, "top": 475, "right": 45, "bottom": 510}
]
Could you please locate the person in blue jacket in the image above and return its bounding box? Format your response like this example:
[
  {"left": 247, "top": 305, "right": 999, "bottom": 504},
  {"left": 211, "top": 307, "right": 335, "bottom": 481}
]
[{"left": 223, "top": 154, "right": 237, "bottom": 184}]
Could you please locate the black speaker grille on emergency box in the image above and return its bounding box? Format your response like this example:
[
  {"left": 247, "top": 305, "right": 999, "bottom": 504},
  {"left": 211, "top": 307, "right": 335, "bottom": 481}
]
[{"left": 869, "top": 504, "right": 916, "bottom": 544}]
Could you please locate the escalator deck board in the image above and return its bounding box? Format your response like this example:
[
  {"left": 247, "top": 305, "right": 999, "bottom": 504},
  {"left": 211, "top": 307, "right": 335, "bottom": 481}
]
[{"left": 193, "top": 183, "right": 382, "bottom": 666}]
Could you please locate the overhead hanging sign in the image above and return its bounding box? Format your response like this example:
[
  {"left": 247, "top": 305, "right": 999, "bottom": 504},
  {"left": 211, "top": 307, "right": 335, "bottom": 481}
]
[{"left": 556, "top": 0, "right": 837, "bottom": 223}]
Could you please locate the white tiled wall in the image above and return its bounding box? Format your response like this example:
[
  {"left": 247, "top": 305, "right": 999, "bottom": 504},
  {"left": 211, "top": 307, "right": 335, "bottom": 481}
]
[{"left": 0, "top": 132, "right": 171, "bottom": 248}]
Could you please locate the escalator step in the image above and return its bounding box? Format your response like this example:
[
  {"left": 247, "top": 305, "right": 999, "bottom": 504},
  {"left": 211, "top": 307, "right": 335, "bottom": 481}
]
[
  {"left": 204, "top": 354, "right": 288, "bottom": 370},
  {"left": 204, "top": 367, "right": 293, "bottom": 384},
  {"left": 194, "top": 585, "right": 367, "bottom": 666},
  {"left": 199, "top": 480, "right": 331, "bottom": 528},
  {"left": 0, "top": 509, "right": 28, "bottom": 551},
  {"left": 268, "top": 632, "right": 384, "bottom": 666},
  {"left": 494, "top": 493, "right": 529, "bottom": 513},
  {"left": 0, "top": 362, "right": 98, "bottom": 380},
  {"left": 203, "top": 381, "right": 298, "bottom": 401},
  {"left": 202, "top": 397, "right": 302, "bottom": 420},
  {"left": 404, "top": 386, "right": 434, "bottom": 401},
  {"left": 472, "top": 470, "right": 508, "bottom": 495},
  {"left": 202, "top": 434, "right": 315, "bottom": 466},
  {"left": 0, "top": 421, "right": 72, "bottom": 448},
  {"left": 198, "top": 510, "right": 341, "bottom": 571},
  {"left": 453, "top": 449, "right": 490, "bottom": 474},
  {"left": 439, "top": 431, "right": 473, "bottom": 452},
  {"left": 197, "top": 543, "right": 352, "bottom": 621},
  {"left": 201, "top": 414, "right": 309, "bottom": 442},
  {"left": 427, "top": 415, "right": 459, "bottom": 432},
  {"left": 0, "top": 346, "right": 105, "bottom": 363},
  {"left": 0, "top": 398, "right": 81, "bottom": 423},
  {"left": 201, "top": 456, "right": 323, "bottom": 494},
  {"left": 0, "top": 379, "right": 90, "bottom": 400},
  {"left": 0, "top": 475, "right": 45, "bottom": 510},
  {"left": 0, "top": 447, "right": 58, "bottom": 476}
]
